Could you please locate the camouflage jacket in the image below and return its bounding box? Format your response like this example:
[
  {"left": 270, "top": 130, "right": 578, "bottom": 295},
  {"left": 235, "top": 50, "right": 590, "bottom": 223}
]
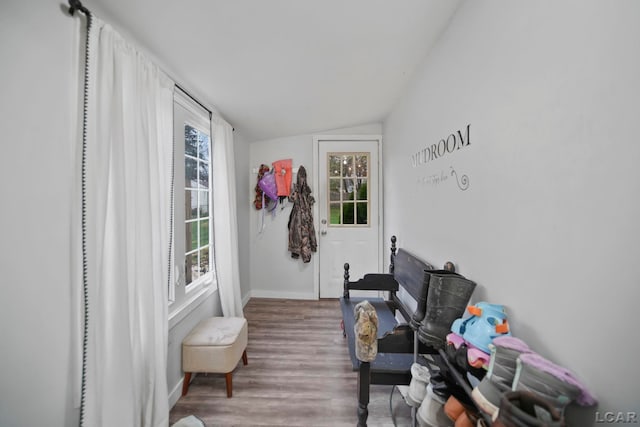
[{"left": 287, "top": 166, "right": 317, "bottom": 263}]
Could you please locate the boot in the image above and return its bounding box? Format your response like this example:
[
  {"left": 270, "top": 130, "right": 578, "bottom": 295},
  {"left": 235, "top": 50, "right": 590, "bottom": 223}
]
[
  {"left": 418, "top": 272, "right": 476, "bottom": 349},
  {"left": 512, "top": 353, "right": 597, "bottom": 414},
  {"left": 410, "top": 269, "right": 460, "bottom": 330},
  {"left": 493, "top": 390, "right": 565, "bottom": 427},
  {"left": 454, "top": 411, "right": 476, "bottom": 427},
  {"left": 406, "top": 363, "right": 431, "bottom": 407},
  {"left": 416, "top": 384, "right": 454, "bottom": 427},
  {"left": 444, "top": 395, "right": 466, "bottom": 422},
  {"left": 447, "top": 332, "right": 491, "bottom": 370},
  {"left": 471, "top": 336, "right": 531, "bottom": 418}
]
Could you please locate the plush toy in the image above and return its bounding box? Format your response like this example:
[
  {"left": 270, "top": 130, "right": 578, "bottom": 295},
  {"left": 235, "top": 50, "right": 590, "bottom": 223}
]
[{"left": 354, "top": 300, "right": 378, "bottom": 362}]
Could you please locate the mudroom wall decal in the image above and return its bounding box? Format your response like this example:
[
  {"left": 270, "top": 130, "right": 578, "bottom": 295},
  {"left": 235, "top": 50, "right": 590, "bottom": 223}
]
[{"left": 411, "top": 124, "right": 471, "bottom": 191}]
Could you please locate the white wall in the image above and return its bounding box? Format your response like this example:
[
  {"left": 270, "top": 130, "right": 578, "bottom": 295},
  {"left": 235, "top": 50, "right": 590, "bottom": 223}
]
[
  {"left": 0, "top": 1, "right": 226, "bottom": 425},
  {"left": 233, "top": 130, "right": 252, "bottom": 301},
  {"left": 383, "top": 0, "right": 640, "bottom": 423},
  {"left": 247, "top": 124, "right": 381, "bottom": 300},
  {"left": 167, "top": 291, "right": 221, "bottom": 406},
  {"left": 0, "top": 1, "right": 80, "bottom": 426}
]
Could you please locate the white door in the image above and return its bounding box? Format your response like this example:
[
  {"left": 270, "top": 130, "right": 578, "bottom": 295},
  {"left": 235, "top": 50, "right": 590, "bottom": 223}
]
[{"left": 314, "top": 136, "right": 382, "bottom": 298}]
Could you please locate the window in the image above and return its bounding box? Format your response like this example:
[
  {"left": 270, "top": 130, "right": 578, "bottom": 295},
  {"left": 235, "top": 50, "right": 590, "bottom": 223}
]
[
  {"left": 328, "top": 152, "right": 370, "bottom": 226},
  {"left": 184, "top": 124, "right": 210, "bottom": 284},
  {"left": 170, "top": 90, "right": 215, "bottom": 309}
]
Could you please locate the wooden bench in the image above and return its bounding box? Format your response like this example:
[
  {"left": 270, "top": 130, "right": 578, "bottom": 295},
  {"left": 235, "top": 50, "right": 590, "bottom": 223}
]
[{"left": 340, "top": 236, "right": 453, "bottom": 427}]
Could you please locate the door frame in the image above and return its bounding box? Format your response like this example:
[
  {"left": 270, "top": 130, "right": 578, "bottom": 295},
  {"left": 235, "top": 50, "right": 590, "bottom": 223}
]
[{"left": 312, "top": 134, "right": 384, "bottom": 299}]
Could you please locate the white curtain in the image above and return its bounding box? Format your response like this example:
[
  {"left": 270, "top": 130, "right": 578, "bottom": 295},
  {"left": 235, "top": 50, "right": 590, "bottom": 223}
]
[
  {"left": 83, "top": 18, "right": 173, "bottom": 427},
  {"left": 212, "top": 116, "right": 244, "bottom": 317}
]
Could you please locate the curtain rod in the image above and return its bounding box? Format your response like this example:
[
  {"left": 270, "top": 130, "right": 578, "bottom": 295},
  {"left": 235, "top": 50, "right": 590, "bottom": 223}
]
[
  {"left": 175, "top": 84, "right": 212, "bottom": 118},
  {"left": 67, "top": 0, "right": 235, "bottom": 132},
  {"left": 68, "top": 0, "right": 89, "bottom": 16},
  {"left": 176, "top": 86, "right": 235, "bottom": 132}
]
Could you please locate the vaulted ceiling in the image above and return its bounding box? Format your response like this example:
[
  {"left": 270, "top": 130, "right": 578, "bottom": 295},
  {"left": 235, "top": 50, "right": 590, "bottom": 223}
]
[{"left": 89, "top": 0, "right": 461, "bottom": 141}]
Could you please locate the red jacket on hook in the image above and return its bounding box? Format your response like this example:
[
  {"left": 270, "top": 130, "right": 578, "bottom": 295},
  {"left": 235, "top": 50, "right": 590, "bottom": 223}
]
[{"left": 272, "top": 158, "right": 292, "bottom": 197}]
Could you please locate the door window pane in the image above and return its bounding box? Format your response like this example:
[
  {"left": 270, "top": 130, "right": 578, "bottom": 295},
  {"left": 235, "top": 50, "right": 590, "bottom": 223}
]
[
  {"left": 356, "top": 179, "right": 368, "bottom": 200},
  {"left": 329, "top": 179, "right": 341, "bottom": 201},
  {"left": 326, "top": 152, "right": 370, "bottom": 227},
  {"left": 355, "top": 155, "right": 368, "bottom": 177},
  {"left": 356, "top": 202, "right": 368, "bottom": 225},
  {"left": 343, "top": 178, "right": 355, "bottom": 200},
  {"left": 343, "top": 202, "right": 355, "bottom": 224},
  {"left": 342, "top": 155, "right": 354, "bottom": 177},
  {"left": 329, "top": 155, "right": 341, "bottom": 177},
  {"left": 330, "top": 203, "right": 341, "bottom": 225}
]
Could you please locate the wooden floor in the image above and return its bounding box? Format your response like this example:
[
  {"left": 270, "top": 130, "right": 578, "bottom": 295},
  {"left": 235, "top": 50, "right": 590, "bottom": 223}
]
[{"left": 169, "top": 298, "right": 413, "bottom": 427}]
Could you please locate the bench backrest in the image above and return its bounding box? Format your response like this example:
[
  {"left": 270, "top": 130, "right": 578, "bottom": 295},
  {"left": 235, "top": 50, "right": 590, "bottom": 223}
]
[
  {"left": 389, "top": 248, "right": 435, "bottom": 323},
  {"left": 341, "top": 240, "right": 438, "bottom": 323},
  {"left": 392, "top": 248, "right": 433, "bottom": 302}
]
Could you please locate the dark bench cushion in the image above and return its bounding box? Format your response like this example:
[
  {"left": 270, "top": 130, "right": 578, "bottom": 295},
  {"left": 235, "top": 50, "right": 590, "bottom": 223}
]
[
  {"left": 341, "top": 297, "right": 421, "bottom": 374},
  {"left": 341, "top": 297, "right": 430, "bottom": 386}
]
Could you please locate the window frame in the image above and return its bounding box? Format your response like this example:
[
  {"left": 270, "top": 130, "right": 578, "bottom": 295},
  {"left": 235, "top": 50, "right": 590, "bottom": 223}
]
[
  {"left": 169, "top": 90, "right": 216, "bottom": 320},
  {"left": 183, "top": 124, "right": 212, "bottom": 290}
]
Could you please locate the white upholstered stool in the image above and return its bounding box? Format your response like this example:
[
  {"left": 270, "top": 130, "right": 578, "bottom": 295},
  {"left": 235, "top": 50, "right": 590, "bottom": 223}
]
[{"left": 181, "top": 316, "right": 248, "bottom": 398}]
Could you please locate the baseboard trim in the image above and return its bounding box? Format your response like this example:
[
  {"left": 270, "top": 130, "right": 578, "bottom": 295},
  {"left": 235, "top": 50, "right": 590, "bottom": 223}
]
[
  {"left": 248, "top": 289, "right": 318, "bottom": 300},
  {"left": 169, "top": 375, "right": 185, "bottom": 409},
  {"left": 242, "top": 291, "right": 252, "bottom": 307}
]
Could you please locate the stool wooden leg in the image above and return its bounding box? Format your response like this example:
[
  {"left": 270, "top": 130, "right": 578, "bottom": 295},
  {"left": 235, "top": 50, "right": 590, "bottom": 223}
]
[
  {"left": 225, "top": 372, "right": 233, "bottom": 398},
  {"left": 242, "top": 349, "right": 248, "bottom": 365},
  {"left": 182, "top": 372, "right": 192, "bottom": 397}
]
